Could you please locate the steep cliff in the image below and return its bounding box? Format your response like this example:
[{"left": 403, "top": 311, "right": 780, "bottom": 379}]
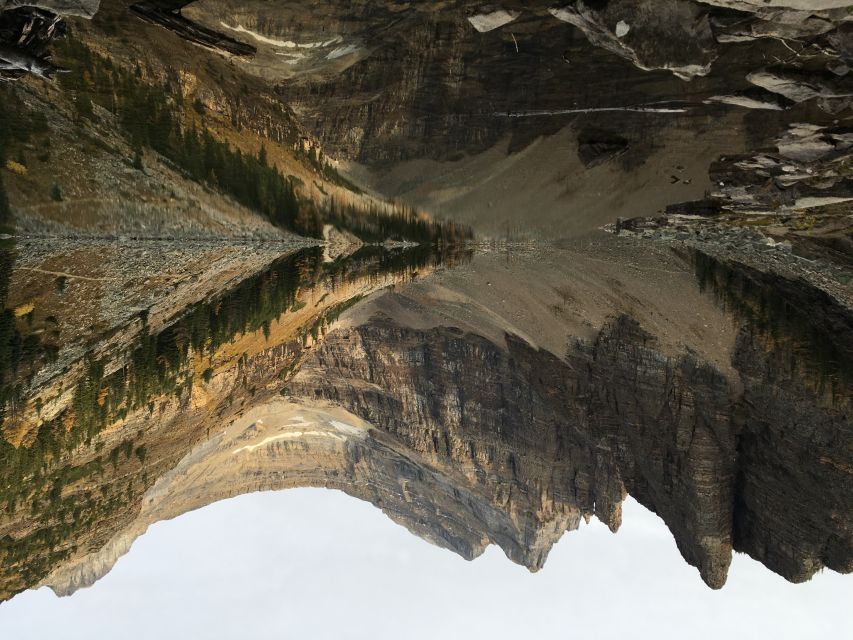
[
  {"left": 39, "top": 400, "right": 578, "bottom": 595},
  {"left": 172, "top": 0, "right": 852, "bottom": 166},
  {"left": 285, "top": 277, "right": 852, "bottom": 588}
]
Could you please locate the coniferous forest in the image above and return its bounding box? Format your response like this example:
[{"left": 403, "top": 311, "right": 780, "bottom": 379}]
[{"left": 53, "top": 35, "right": 472, "bottom": 244}]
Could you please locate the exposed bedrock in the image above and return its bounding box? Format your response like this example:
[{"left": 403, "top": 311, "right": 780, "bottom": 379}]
[
  {"left": 550, "top": 0, "right": 719, "bottom": 80},
  {"left": 287, "top": 291, "right": 852, "bottom": 588},
  {"left": 176, "top": 0, "right": 852, "bottom": 166}
]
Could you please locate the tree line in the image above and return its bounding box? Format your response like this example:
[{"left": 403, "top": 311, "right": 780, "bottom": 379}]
[
  {"left": 54, "top": 35, "right": 472, "bottom": 243},
  {"left": 0, "top": 240, "right": 469, "bottom": 594},
  {"left": 694, "top": 251, "right": 852, "bottom": 399}
]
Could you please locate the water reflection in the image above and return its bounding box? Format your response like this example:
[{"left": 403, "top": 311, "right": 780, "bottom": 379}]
[
  {"left": 0, "top": 239, "right": 469, "bottom": 599},
  {"left": 0, "top": 0, "right": 851, "bottom": 627},
  {"left": 0, "top": 234, "right": 849, "bottom": 602}
]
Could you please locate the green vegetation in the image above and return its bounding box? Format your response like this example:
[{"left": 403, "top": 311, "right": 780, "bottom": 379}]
[
  {"left": 55, "top": 36, "right": 307, "bottom": 233},
  {"left": 302, "top": 295, "right": 364, "bottom": 345},
  {"left": 322, "top": 198, "right": 473, "bottom": 244},
  {"left": 53, "top": 36, "right": 471, "bottom": 244},
  {"left": 0, "top": 95, "right": 65, "bottom": 423},
  {"left": 0, "top": 242, "right": 463, "bottom": 479},
  {"left": 303, "top": 146, "right": 361, "bottom": 194},
  {"left": 0, "top": 239, "right": 470, "bottom": 597},
  {"left": 0, "top": 248, "right": 58, "bottom": 427}
]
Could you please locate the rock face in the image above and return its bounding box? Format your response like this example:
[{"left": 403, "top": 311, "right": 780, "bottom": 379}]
[
  {"left": 176, "top": 1, "right": 710, "bottom": 164},
  {"left": 550, "top": 1, "right": 719, "bottom": 80},
  {"left": 0, "top": 0, "right": 99, "bottom": 81},
  {"left": 747, "top": 68, "right": 853, "bottom": 106},
  {"left": 170, "top": 0, "right": 853, "bottom": 169},
  {"left": 2, "top": 239, "right": 848, "bottom": 597},
  {"left": 285, "top": 280, "right": 852, "bottom": 588},
  {"left": 709, "top": 123, "right": 853, "bottom": 213},
  {"left": 40, "top": 400, "right": 579, "bottom": 596},
  {"left": 0, "top": 240, "right": 461, "bottom": 602},
  {"left": 285, "top": 315, "right": 731, "bottom": 587},
  {"left": 30, "top": 275, "right": 852, "bottom": 595},
  {"left": 0, "top": 7, "right": 69, "bottom": 79},
  {"left": 1, "top": 0, "right": 850, "bottom": 604}
]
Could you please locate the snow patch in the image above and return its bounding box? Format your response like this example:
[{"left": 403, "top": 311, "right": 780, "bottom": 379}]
[
  {"left": 274, "top": 52, "right": 306, "bottom": 65},
  {"left": 705, "top": 95, "right": 784, "bottom": 110},
  {"left": 615, "top": 21, "right": 630, "bottom": 38},
  {"left": 468, "top": 9, "right": 520, "bottom": 33},
  {"left": 329, "top": 420, "right": 368, "bottom": 437},
  {"left": 496, "top": 105, "right": 688, "bottom": 117},
  {"left": 220, "top": 23, "right": 341, "bottom": 49},
  {"left": 792, "top": 196, "right": 853, "bottom": 209},
  {"left": 327, "top": 44, "right": 360, "bottom": 60}
]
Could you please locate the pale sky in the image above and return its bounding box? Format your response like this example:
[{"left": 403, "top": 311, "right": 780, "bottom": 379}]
[{"left": 0, "top": 490, "right": 849, "bottom": 639}]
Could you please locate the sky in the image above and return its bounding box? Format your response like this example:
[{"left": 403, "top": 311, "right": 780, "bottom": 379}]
[{"left": 0, "top": 490, "right": 849, "bottom": 640}]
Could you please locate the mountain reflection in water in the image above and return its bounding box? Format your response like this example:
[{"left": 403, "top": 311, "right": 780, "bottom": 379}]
[
  {"left": 0, "top": 234, "right": 849, "bottom": 604},
  {"left": 1, "top": 0, "right": 852, "bottom": 635}
]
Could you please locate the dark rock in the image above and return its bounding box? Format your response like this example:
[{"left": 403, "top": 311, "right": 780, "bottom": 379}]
[
  {"left": 288, "top": 265, "right": 853, "bottom": 588},
  {"left": 577, "top": 127, "right": 629, "bottom": 167}
]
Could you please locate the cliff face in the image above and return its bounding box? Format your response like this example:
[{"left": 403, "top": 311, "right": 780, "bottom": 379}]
[
  {"left": 1, "top": 0, "right": 850, "bottom": 603},
  {"left": 285, "top": 315, "right": 732, "bottom": 587},
  {"left": 291, "top": 321, "right": 611, "bottom": 568},
  {"left": 39, "top": 400, "right": 580, "bottom": 596},
  {"left": 2, "top": 241, "right": 848, "bottom": 598},
  {"left": 175, "top": 0, "right": 853, "bottom": 167},
  {"left": 286, "top": 284, "right": 852, "bottom": 588}
]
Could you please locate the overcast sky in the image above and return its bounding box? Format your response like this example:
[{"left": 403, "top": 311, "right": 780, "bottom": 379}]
[{"left": 1, "top": 490, "right": 849, "bottom": 640}]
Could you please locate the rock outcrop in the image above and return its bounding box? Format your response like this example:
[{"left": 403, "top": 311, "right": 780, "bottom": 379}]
[{"left": 550, "top": 1, "right": 719, "bottom": 80}]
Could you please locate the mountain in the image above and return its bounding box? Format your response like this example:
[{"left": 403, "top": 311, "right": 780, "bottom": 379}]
[{"left": 0, "top": 0, "right": 850, "bottom": 601}]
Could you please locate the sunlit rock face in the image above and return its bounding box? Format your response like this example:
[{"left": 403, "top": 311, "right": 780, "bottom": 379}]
[{"left": 39, "top": 399, "right": 580, "bottom": 597}]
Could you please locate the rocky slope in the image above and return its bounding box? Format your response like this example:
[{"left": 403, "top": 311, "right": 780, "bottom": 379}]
[
  {"left": 610, "top": 120, "right": 853, "bottom": 312},
  {"left": 0, "top": 241, "right": 457, "bottom": 601},
  {"left": 2, "top": 234, "right": 848, "bottom": 597},
  {"left": 176, "top": 0, "right": 851, "bottom": 160}
]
